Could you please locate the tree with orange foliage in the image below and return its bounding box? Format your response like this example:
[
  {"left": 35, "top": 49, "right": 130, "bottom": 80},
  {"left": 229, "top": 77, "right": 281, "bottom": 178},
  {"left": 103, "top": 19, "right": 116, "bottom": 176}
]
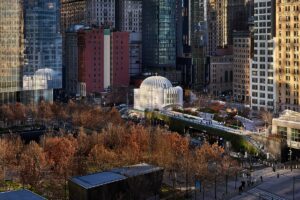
[
  {"left": 88, "top": 144, "right": 117, "bottom": 172},
  {"left": 43, "top": 136, "right": 77, "bottom": 176},
  {"left": 19, "top": 142, "right": 46, "bottom": 188},
  {"left": 11, "top": 103, "right": 27, "bottom": 125},
  {"left": 0, "top": 136, "right": 23, "bottom": 180},
  {"left": 0, "top": 104, "right": 15, "bottom": 127},
  {"left": 38, "top": 101, "right": 54, "bottom": 127}
]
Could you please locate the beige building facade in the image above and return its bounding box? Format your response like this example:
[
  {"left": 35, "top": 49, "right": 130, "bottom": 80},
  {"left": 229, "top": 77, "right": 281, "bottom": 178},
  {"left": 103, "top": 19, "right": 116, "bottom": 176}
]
[
  {"left": 208, "top": 50, "right": 233, "bottom": 96},
  {"left": 272, "top": 110, "right": 300, "bottom": 150},
  {"left": 233, "top": 31, "right": 252, "bottom": 104},
  {"left": 275, "top": 0, "right": 300, "bottom": 112}
]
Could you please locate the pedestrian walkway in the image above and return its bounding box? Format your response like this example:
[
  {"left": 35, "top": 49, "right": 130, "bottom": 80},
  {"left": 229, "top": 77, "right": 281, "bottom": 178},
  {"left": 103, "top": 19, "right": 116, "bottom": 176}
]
[{"left": 247, "top": 188, "right": 287, "bottom": 200}]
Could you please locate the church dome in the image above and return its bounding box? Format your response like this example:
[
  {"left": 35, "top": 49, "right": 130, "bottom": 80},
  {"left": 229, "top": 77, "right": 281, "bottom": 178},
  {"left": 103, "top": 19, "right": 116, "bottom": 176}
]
[{"left": 140, "top": 76, "right": 173, "bottom": 90}]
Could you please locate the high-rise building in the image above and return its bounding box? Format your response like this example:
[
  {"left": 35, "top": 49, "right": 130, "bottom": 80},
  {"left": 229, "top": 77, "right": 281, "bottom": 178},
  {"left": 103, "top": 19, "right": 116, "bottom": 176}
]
[
  {"left": 189, "top": 0, "right": 209, "bottom": 90},
  {"left": 116, "top": 0, "right": 142, "bottom": 77},
  {"left": 227, "top": 0, "right": 254, "bottom": 45},
  {"left": 22, "top": 0, "right": 62, "bottom": 103},
  {"left": 61, "top": 0, "right": 86, "bottom": 37},
  {"left": 233, "top": 31, "right": 253, "bottom": 103},
  {"left": 208, "top": 48, "right": 233, "bottom": 96},
  {"left": 250, "top": 0, "right": 276, "bottom": 111},
  {"left": 275, "top": 0, "right": 300, "bottom": 112},
  {"left": 0, "top": 0, "right": 62, "bottom": 104},
  {"left": 87, "top": 0, "right": 116, "bottom": 27},
  {"left": 65, "top": 26, "right": 129, "bottom": 97},
  {"left": 207, "top": 0, "right": 228, "bottom": 55},
  {"left": 142, "top": 0, "right": 176, "bottom": 71},
  {"left": 0, "top": 0, "right": 24, "bottom": 103},
  {"left": 116, "top": 0, "right": 142, "bottom": 32}
]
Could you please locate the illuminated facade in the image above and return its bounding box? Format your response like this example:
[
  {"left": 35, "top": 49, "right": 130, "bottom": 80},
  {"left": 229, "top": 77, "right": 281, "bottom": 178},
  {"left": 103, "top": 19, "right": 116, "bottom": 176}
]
[
  {"left": 275, "top": 0, "right": 300, "bottom": 112},
  {"left": 134, "top": 76, "right": 183, "bottom": 111},
  {"left": 250, "top": 0, "right": 276, "bottom": 111},
  {"left": 272, "top": 110, "right": 300, "bottom": 150},
  {"left": 61, "top": 0, "right": 86, "bottom": 38},
  {"left": 0, "top": 0, "right": 24, "bottom": 103}
]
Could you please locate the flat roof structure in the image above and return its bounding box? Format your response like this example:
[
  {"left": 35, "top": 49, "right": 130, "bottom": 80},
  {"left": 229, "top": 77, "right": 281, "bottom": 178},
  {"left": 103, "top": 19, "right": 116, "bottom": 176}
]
[
  {"left": 70, "top": 171, "right": 127, "bottom": 189},
  {"left": 110, "top": 163, "right": 163, "bottom": 177},
  {"left": 0, "top": 189, "right": 45, "bottom": 200}
]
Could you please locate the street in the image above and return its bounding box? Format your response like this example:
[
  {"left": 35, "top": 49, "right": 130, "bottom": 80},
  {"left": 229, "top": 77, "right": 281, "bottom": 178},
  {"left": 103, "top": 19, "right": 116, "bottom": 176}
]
[{"left": 183, "top": 167, "right": 300, "bottom": 200}]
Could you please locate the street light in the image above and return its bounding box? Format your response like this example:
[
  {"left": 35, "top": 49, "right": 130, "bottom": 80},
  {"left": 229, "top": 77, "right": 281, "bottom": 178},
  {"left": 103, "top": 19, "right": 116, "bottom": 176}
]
[
  {"left": 208, "top": 161, "right": 218, "bottom": 200},
  {"left": 289, "top": 148, "right": 293, "bottom": 172}
]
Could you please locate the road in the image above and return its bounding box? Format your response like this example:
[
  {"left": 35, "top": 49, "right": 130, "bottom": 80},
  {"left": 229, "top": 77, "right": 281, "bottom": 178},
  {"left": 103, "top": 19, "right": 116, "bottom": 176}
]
[{"left": 230, "top": 168, "right": 300, "bottom": 200}]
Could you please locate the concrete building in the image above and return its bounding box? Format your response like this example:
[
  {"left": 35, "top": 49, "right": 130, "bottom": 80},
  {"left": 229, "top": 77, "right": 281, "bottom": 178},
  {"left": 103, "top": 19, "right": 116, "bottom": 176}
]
[
  {"left": 116, "top": 0, "right": 142, "bottom": 77},
  {"left": 65, "top": 26, "right": 129, "bottom": 97},
  {"left": 272, "top": 110, "right": 300, "bottom": 150},
  {"left": 233, "top": 31, "right": 253, "bottom": 103},
  {"left": 275, "top": 0, "right": 300, "bottom": 112},
  {"left": 86, "top": 0, "right": 116, "bottom": 27},
  {"left": 142, "top": 0, "right": 177, "bottom": 73},
  {"left": 0, "top": 0, "right": 24, "bottom": 103},
  {"left": 116, "top": 0, "right": 142, "bottom": 32},
  {"left": 208, "top": 48, "right": 233, "bottom": 97},
  {"left": 250, "top": 0, "right": 276, "bottom": 111},
  {"left": 134, "top": 76, "right": 183, "bottom": 111}
]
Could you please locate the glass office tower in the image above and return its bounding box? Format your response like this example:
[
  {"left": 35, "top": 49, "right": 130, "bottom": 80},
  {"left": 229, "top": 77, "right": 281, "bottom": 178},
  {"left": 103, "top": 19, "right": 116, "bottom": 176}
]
[
  {"left": 23, "top": 0, "right": 62, "bottom": 102},
  {"left": 0, "top": 1, "right": 24, "bottom": 103},
  {"left": 142, "top": 0, "right": 176, "bottom": 70}
]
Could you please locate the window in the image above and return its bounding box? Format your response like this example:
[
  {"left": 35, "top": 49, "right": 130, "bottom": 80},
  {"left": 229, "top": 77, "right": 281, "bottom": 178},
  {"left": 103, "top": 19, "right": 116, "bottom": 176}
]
[
  {"left": 291, "top": 128, "right": 300, "bottom": 142},
  {"left": 278, "top": 126, "right": 287, "bottom": 138}
]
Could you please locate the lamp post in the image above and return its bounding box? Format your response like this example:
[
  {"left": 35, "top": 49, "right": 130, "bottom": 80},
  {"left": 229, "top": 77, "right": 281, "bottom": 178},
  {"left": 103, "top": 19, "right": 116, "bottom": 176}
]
[
  {"left": 208, "top": 161, "right": 218, "bottom": 200},
  {"left": 289, "top": 148, "right": 293, "bottom": 172}
]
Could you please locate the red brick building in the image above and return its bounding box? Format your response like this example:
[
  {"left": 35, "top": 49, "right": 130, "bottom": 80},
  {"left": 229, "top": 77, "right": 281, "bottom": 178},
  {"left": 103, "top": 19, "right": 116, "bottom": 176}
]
[{"left": 65, "top": 26, "right": 129, "bottom": 97}]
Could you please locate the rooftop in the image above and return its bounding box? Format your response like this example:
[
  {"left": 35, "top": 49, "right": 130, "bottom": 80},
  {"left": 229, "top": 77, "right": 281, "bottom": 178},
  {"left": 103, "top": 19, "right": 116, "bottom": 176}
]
[
  {"left": 71, "top": 172, "right": 127, "bottom": 189},
  {"left": 70, "top": 163, "right": 163, "bottom": 189},
  {"left": 0, "top": 190, "right": 45, "bottom": 200},
  {"left": 110, "top": 163, "right": 163, "bottom": 177},
  {"left": 275, "top": 110, "right": 300, "bottom": 123}
]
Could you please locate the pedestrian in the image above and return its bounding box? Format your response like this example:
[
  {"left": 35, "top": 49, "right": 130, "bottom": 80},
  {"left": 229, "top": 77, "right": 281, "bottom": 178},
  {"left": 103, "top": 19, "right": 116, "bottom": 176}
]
[
  {"left": 260, "top": 176, "right": 263, "bottom": 182},
  {"left": 277, "top": 173, "right": 279, "bottom": 178}
]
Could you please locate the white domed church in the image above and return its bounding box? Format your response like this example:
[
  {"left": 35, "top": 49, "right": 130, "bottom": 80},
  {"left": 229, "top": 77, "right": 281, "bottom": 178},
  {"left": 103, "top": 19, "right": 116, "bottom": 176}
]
[{"left": 134, "top": 76, "right": 183, "bottom": 111}]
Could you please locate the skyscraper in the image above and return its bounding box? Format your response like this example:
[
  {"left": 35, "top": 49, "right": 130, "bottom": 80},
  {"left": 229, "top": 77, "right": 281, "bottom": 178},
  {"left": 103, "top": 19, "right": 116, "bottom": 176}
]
[
  {"left": 61, "top": 0, "right": 87, "bottom": 38},
  {"left": 233, "top": 31, "right": 253, "bottom": 103},
  {"left": 275, "top": 0, "right": 300, "bottom": 111},
  {"left": 87, "top": 0, "right": 116, "bottom": 27},
  {"left": 22, "top": 0, "right": 62, "bottom": 102},
  {"left": 116, "top": 0, "right": 142, "bottom": 77},
  {"left": 250, "top": 0, "right": 276, "bottom": 111},
  {"left": 142, "top": 0, "right": 176, "bottom": 71},
  {"left": 0, "top": 0, "right": 24, "bottom": 103}
]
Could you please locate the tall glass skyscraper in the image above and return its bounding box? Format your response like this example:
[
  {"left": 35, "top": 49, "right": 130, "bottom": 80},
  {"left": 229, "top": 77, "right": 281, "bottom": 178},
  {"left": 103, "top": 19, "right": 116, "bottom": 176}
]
[
  {"left": 0, "top": 0, "right": 62, "bottom": 104},
  {"left": 142, "top": 0, "right": 176, "bottom": 70},
  {"left": 0, "top": 1, "right": 24, "bottom": 103},
  {"left": 22, "top": 0, "right": 62, "bottom": 102}
]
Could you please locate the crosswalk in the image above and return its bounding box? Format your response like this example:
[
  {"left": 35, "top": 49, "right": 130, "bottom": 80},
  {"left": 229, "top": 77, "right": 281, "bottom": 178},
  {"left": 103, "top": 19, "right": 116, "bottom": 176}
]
[{"left": 247, "top": 188, "right": 287, "bottom": 200}]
